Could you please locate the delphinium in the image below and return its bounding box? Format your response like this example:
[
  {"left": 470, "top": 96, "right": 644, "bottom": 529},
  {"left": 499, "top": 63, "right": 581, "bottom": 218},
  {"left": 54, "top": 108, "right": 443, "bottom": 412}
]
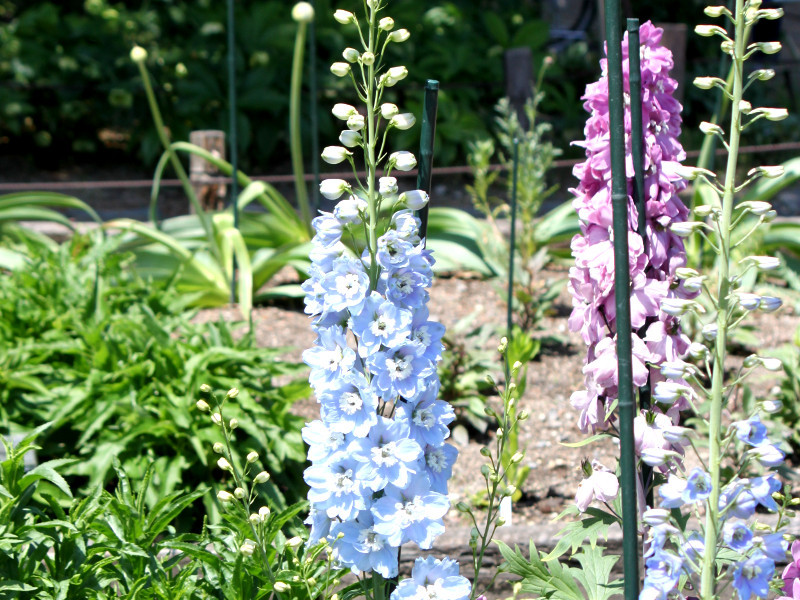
[
  {"left": 300, "top": 2, "right": 470, "bottom": 599},
  {"left": 568, "top": 21, "right": 694, "bottom": 490},
  {"left": 639, "top": 2, "right": 795, "bottom": 598},
  {"left": 568, "top": 7, "right": 796, "bottom": 600}
]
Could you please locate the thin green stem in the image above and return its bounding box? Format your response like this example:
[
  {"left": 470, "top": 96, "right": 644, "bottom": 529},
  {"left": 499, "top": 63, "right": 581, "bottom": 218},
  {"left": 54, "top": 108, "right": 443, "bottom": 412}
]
[
  {"left": 700, "top": 2, "right": 745, "bottom": 597},
  {"left": 291, "top": 19, "right": 313, "bottom": 229},
  {"left": 365, "top": 9, "right": 379, "bottom": 288}
]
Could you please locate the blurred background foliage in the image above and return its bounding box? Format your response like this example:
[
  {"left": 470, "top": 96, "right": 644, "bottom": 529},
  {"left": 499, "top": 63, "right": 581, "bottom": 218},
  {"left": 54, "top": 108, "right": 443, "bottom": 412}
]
[{"left": 1, "top": 0, "right": 797, "bottom": 175}]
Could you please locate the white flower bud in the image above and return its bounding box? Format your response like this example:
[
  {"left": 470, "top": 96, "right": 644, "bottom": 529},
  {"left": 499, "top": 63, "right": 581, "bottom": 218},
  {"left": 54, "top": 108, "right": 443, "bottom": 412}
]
[
  {"left": 694, "top": 76, "right": 724, "bottom": 90},
  {"left": 739, "top": 200, "right": 772, "bottom": 215},
  {"left": 671, "top": 221, "right": 706, "bottom": 237},
  {"left": 738, "top": 293, "right": 762, "bottom": 310},
  {"left": 258, "top": 505, "right": 271, "bottom": 519},
  {"left": 688, "top": 342, "right": 709, "bottom": 359},
  {"left": 217, "top": 490, "right": 234, "bottom": 502},
  {"left": 675, "top": 267, "right": 700, "bottom": 279},
  {"left": 330, "top": 62, "right": 351, "bottom": 77},
  {"left": 246, "top": 451, "right": 259, "bottom": 463},
  {"left": 388, "top": 29, "right": 410, "bottom": 43},
  {"left": 321, "top": 145, "right": 351, "bottom": 164},
  {"left": 389, "top": 151, "right": 416, "bottom": 171},
  {"left": 653, "top": 381, "right": 692, "bottom": 405},
  {"left": 213, "top": 442, "right": 225, "bottom": 454},
  {"left": 211, "top": 413, "right": 223, "bottom": 426},
  {"left": 640, "top": 448, "right": 680, "bottom": 467},
  {"left": 379, "top": 177, "right": 398, "bottom": 196},
  {"left": 739, "top": 99, "right": 753, "bottom": 114},
  {"left": 755, "top": 41, "right": 782, "bottom": 54},
  {"left": 199, "top": 383, "right": 213, "bottom": 393},
  {"left": 386, "top": 66, "right": 408, "bottom": 81},
  {"left": 378, "top": 17, "right": 394, "bottom": 31},
  {"left": 332, "top": 103, "right": 357, "bottom": 120},
  {"left": 694, "top": 204, "right": 714, "bottom": 218},
  {"left": 660, "top": 361, "right": 689, "bottom": 379},
  {"left": 761, "top": 398, "right": 783, "bottom": 414},
  {"left": 217, "top": 457, "right": 233, "bottom": 472},
  {"left": 743, "top": 255, "right": 780, "bottom": 271},
  {"left": 360, "top": 51, "right": 375, "bottom": 66},
  {"left": 400, "top": 190, "right": 429, "bottom": 210},
  {"left": 699, "top": 121, "right": 724, "bottom": 136},
  {"left": 130, "top": 46, "right": 148, "bottom": 63},
  {"left": 702, "top": 322, "right": 718, "bottom": 340},
  {"left": 254, "top": 471, "right": 271, "bottom": 484},
  {"left": 761, "top": 357, "right": 783, "bottom": 371},
  {"left": 759, "top": 296, "right": 782, "bottom": 312},
  {"left": 704, "top": 5, "right": 731, "bottom": 17},
  {"left": 761, "top": 107, "right": 789, "bottom": 121},
  {"left": 346, "top": 113, "right": 365, "bottom": 131},
  {"left": 663, "top": 425, "right": 691, "bottom": 446},
  {"left": 342, "top": 47, "right": 359, "bottom": 63},
  {"left": 320, "top": 179, "right": 351, "bottom": 200},
  {"left": 752, "top": 68, "right": 775, "bottom": 81},
  {"left": 234, "top": 487, "right": 245, "bottom": 499},
  {"left": 389, "top": 113, "right": 416, "bottom": 130},
  {"left": 748, "top": 165, "right": 785, "bottom": 179},
  {"left": 660, "top": 298, "right": 701, "bottom": 316},
  {"left": 291, "top": 2, "right": 314, "bottom": 23},
  {"left": 380, "top": 103, "right": 399, "bottom": 119},
  {"left": 286, "top": 536, "right": 303, "bottom": 549},
  {"left": 333, "top": 9, "right": 355, "bottom": 25},
  {"left": 671, "top": 164, "right": 716, "bottom": 181},
  {"left": 642, "top": 508, "right": 671, "bottom": 526},
  {"left": 229, "top": 418, "right": 239, "bottom": 430},
  {"left": 695, "top": 24, "right": 728, "bottom": 37},
  {"left": 339, "top": 130, "right": 362, "bottom": 148},
  {"left": 510, "top": 452, "right": 524, "bottom": 464},
  {"left": 196, "top": 400, "right": 210, "bottom": 412},
  {"left": 240, "top": 540, "right": 257, "bottom": 556},
  {"left": 250, "top": 512, "right": 262, "bottom": 524},
  {"left": 683, "top": 277, "right": 703, "bottom": 293},
  {"left": 227, "top": 387, "right": 239, "bottom": 399},
  {"left": 334, "top": 195, "right": 366, "bottom": 224},
  {"left": 274, "top": 582, "right": 291, "bottom": 593}
]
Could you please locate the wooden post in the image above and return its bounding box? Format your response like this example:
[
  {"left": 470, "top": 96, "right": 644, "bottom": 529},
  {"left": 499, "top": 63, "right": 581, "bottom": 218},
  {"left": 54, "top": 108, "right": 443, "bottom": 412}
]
[
  {"left": 189, "top": 130, "right": 227, "bottom": 213},
  {"left": 504, "top": 47, "right": 533, "bottom": 131}
]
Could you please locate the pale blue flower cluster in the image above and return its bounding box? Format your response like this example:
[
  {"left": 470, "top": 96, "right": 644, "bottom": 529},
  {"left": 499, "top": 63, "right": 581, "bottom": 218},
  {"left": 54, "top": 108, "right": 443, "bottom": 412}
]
[
  {"left": 301, "top": 199, "right": 458, "bottom": 579},
  {"left": 641, "top": 414, "right": 788, "bottom": 600},
  {"left": 390, "top": 557, "right": 471, "bottom": 600}
]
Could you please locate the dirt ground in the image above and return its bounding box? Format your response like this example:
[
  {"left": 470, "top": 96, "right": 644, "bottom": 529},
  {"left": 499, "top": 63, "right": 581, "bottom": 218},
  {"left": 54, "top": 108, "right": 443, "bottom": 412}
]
[{"left": 197, "top": 264, "right": 800, "bottom": 534}]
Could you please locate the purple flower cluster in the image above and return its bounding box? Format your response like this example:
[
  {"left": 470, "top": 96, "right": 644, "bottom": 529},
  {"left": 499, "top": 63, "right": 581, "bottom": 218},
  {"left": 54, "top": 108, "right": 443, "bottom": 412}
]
[
  {"left": 301, "top": 200, "right": 458, "bottom": 578},
  {"left": 568, "top": 22, "right": 694, "bottom": 443}
]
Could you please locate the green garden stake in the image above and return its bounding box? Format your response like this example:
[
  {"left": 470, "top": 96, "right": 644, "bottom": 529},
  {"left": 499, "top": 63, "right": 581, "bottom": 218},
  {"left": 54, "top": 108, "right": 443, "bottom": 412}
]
[
  {"left": 605, "top": 1, "right": 641, "bottom": 598},
  {"left": 627, "top": 18, "right": 653, "bottom": 503},
  {"left": 309, "top": 0, "right": 320, "bottom": 213},
  {"left": 416, "top": 80, "right": 439, "bottom": 243},
  {"left": 506, "top": 138, "right": 520, "bottom": 341},
  {"left": 227, "top": 0, "right": 240, "bottom": 306}
]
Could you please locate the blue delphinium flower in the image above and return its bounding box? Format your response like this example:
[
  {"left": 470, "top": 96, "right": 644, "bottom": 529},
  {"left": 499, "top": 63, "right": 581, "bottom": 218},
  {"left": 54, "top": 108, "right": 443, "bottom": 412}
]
[
  {"left": 732, "top": 553, "right": 775, "bottom": 600},
  {"left": 642, "top": 550, "right": 683, "bottom": 600},
  {"left": 723, "top": 521, "right": 754, "bottom": 552},
  {"left": 302, "top": 191, "right": 458, "bottom": 578},
  {"left": 390, "top": 557, "right": 471, "bottom": 600}
]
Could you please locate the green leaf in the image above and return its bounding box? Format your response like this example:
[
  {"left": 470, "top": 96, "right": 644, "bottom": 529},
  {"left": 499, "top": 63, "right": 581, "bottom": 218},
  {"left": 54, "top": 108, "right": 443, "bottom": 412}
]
[
  {"left": 561, "top": 433, "right": 612, "bottom": 448},
  {"left": 17, "top": 459, "right": 76, "bottom": 498},
  {"left": 543, "top": 507, "right": 619, "bottom": 561},
  {"left": 572, "top": 546, "right": 622, "bottom": 600}
]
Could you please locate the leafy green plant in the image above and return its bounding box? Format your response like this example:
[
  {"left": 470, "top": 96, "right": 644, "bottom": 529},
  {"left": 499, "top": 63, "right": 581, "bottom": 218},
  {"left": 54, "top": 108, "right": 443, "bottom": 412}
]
[{"left": 0, "top": 234, "right": 311, "bottom": 525}]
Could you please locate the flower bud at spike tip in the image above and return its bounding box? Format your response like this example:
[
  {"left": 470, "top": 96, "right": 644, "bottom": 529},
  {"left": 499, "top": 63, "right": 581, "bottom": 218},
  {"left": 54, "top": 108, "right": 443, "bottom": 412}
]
[
  {"left": 321, "top": 146, "right": 351, "bottom": 165},
  {"left": 213, "top": 442, "right": 224, "bottom": 454},
  {"left": 333, "top": 10, "right": 354, "bottom": 25},
  {"left": 330, "top": 62, "right": 350, "bottom": 77},
  {"left": 339, "top": 130, "right": 361, "bottom": 148},
  {"left": 196, "top": 400, "right": 210, "bottom": 412},
  {"left": 342, "top": 48, "right": 359, "bottom": 63},
  {"left": 234, "top": 487, "right": 245, "bottom": 499},
  {"left": 389, "top": 29, "right": 410, "bottom": 43},
  {"left": 130, "top": 45, "right": 147, "bottom": 63},
  {"left": 291, "top": 2, "right": 314, "bottom": 23},
  {"left": 379, "top": 17, "right": 394, "bottom": 31}
]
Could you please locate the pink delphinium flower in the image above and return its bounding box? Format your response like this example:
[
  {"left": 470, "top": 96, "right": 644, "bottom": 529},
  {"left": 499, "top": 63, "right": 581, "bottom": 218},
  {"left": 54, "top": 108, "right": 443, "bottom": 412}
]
[
  {"left": 568, "top": 22, "right": 694, "bottom": 447},
  {"left": 575, "top": 460, "right": 620, "bottom": 512},
  {"left": 781, "top": 540, "right": 800, "bottom": 600}
]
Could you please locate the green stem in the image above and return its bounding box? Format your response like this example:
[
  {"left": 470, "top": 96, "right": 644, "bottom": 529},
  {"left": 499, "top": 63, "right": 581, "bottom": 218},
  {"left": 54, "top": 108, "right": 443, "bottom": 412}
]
[
  {"left": 365, "top": 9, "right": 379, "bottom": 288},
  {"left": 700, "top": 3, "right": 744, "bottom": 598},
  {"left": 291, "top": 19, "right": 313, "bottom": 229},
  {"left": 136, "top": 60, "right": 220, "bottom": 264}
]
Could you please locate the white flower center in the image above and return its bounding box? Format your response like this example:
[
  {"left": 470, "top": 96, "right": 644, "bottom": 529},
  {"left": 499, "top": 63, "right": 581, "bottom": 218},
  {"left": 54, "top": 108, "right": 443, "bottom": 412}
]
[
  {"left": 426, "top": 448, "right": 446, "bottom": 472},
  {"left": 413, "top": 407, "right": 435, "bottom": 430},
  {"left": 386, "top": 355, "right": 412, "bottom": 380},
  {"left": 371, "top": 441, "right": 399, "bottom": 467},
  {"left": 336, "top": 273, "right": 361, "bottom": 297},
  {"left": 339, "top": 392, "right": 362, "bottom": 415},
  {"left": 414, "top": 326, "right": 431, "bottom": 346}
]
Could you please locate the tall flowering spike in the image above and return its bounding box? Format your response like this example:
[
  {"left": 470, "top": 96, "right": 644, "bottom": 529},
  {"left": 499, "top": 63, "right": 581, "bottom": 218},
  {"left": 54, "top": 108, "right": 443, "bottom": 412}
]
[
  {"left": 302, "top": 2, "right": 461, "bottom": 587},
  {"left": 568, "top": 22, "right": 693, "bottom": 440}
]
